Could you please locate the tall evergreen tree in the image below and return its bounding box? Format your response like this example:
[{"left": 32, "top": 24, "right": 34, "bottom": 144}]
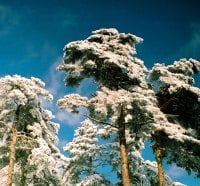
[
  {"left": 57, "top": 28, "right": 180, "bottom": 185},
  {"left": 0, "top": 75, "right": 66, "bottom": 186},
  {"left": 148, "top": 59, "right": 200, "bottom": 184}
]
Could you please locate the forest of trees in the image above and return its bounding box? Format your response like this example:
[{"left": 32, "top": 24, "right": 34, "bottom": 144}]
[{"left": 0, "top": 28, "right": 200, "bottom": 186}]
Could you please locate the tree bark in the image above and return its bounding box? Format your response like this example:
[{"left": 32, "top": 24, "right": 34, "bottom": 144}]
[
  {"left": 117, "top": 105, "right": 130, "bottom": 186},
  {"left": 7, "top": 127, "right": 17, "bottom": 186},
  {"left": 153, "top": 131, "right": 165, "bottom": 186}
]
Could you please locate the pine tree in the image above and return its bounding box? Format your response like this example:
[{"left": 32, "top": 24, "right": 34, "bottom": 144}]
[
  {"left": 62, "top": 119, "right": 111, "bottom": 185},
  {"left": 149, "top": 59, "right": 200, "bottom": 184},
  {"left": 0, "top": 75, "right": 66, "bottom": 186},
  {"left": 57, "top": 28, "right": 167, "bottom": 185},
  {"left": 57, "top": 28, "right": 200, "bottom": 185}
]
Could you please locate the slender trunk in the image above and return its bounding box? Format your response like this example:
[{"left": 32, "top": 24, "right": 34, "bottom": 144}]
[
  {"left": 7, "top": 127, "right": 17, "bottom": 186},
  {"left": 154, "top": 131, "right": 165, "bottom": 186},
  {"left": 118, "top": 105, "right": 130, "bottom": 186}
]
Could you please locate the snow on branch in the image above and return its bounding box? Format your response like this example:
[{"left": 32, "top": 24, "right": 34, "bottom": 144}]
[
  {"left": 149, "top": 58, "right": 200, "bottom": 94},
  {"left": 58, "top": 28, "right": 147, "bottom": 89},
  {"left": 86, "top": 115, "right": 118, "bottom": 129},
  {"left": 168, "top": 58, "right": 200, "bottom": 75},
  {"left": 57, "top": 94, "right": 88, "bottom": 113}
]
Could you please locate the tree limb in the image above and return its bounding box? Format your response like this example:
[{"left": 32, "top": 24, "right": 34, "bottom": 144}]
[
  {"left": 17, "top": 133, "right": 38, "bottom": 142},
  {"left": 85, "top": 115, "right": 119, "bottom": 129}
]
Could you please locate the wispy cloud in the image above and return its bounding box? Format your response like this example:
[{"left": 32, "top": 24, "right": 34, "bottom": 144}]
[
  {"left": 45, "top": 57, "right": 90, "bottom": 99},
  {"left": 0, "top": 4, "right": 19, "bottom": 37},
  {"left": 55, "top": 108, "right": 87, "bottom": 126},
  {"left": 166, "top": 164, "right": 186, "bottom": 179},
  {"left": 165, "top": 23, "right": 200, "bottom": 64},
  {"left": 44, "top": 59, "right": 89, "bottom": 127},
  {"left": 170, "top": 23, "right": 200, "bottom": 61},
  {"left": 24, "top": 42, "right": 58, "bottom": 60},
  {"left": 45, "top": 57, "right": 64, "bottom": 97},
  {"left": 179, "top": 23, "right": 200, "bottom": 58},
  {"left": 59, "top": 12, "right": 79, "bottom": 28}
]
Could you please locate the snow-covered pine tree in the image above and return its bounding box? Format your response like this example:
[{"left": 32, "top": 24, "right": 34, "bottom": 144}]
[
  {"left": 57, "top": 28, "right": 173, "bottom": 185},
  {"left": 62, "top": 119, "right": 111, "bottom": 185},
  {"left": 148, "top": 58, "right": 200, "bottom": 184},
  {"left": 0, "top": 75, "right": 66, "bottom": 186}
]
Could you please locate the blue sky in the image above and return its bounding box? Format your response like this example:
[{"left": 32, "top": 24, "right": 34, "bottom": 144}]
[{"left": 0, "top": 0, "right": 200, "bottom": 185}]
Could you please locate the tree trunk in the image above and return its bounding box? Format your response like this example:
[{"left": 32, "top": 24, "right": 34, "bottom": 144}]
[
  {"left": 154, "top": 131, "right": 165, "bottom": 186},
  {"left": 118, "top": 105, "right": 130, "bottom": 186},
  {"left": 7, "top": 127, "right": 17, "bottom": 186}
]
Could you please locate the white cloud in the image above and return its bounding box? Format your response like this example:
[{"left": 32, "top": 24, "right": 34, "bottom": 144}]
[
  {"left": 40, "top": 58, "right": 64, "bottom": 114},
  {"left": 166, "top": 164, "right": 186, "bottom": 179},
  {"left": 45, "top": 57, "right": 84, "bottom": 100},
  {"left": 55, "top": 108, "right": 87, "bottom": 126},
  {"left": 44, "top": 58, "right": 94, "bottom": 127},
  {"left": 45, "top": 57, "right": 65, "bottom": 98},
  {"left": 43, "top": 58, "right": 86, "bottom": 126}
]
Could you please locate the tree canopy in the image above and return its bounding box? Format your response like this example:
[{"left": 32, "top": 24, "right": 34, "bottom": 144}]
[
  {"left": 0, "top": 28, "right": 199, "bottom": 186},
  {"left": 0, "top": 75, "right": 66, "bottom": 186},
  {"left": 57, "top": 28, "right": 200, "bottom": 185}
]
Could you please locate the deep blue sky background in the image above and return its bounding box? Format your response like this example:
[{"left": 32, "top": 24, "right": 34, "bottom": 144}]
[{"left": 0, "top": 0, "right": 200, "bottom": 185}]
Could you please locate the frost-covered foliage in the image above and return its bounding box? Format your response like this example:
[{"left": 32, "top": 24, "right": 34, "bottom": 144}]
[
  {"left": 57, "top": 28, "right": 147, "bottom": 89},
  {"left": 57, "top": 29, "right": 174, "bottom": 152},
  {"left": 58, "top": 28, "right": 200, "bottom": 184},
  {"left": 128, "top": 158, "right": 175, "bottom": 186},
  {"left": 149, "top": 59, "right": 200, "bottom": 177},
  {"left": 57, "top": 94, "right": 88, "bottom": 113},
  {"left": 99, "top": 129, "right": 176, "bottom": 185},
  {"left": 150, "top": 58, "right": 200, "bottom": 94},
  {"left": 57, "top": 28, "right": 164, "bottom": 184},
  {"left": 62, "top": 119, "right": 110, "bottom": 185},
  {"left": 57, "top": 28, "right": 156, "bottom": 139},
  {"left": 0, "top": 75, "right": 66, "bottom": 185}
]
